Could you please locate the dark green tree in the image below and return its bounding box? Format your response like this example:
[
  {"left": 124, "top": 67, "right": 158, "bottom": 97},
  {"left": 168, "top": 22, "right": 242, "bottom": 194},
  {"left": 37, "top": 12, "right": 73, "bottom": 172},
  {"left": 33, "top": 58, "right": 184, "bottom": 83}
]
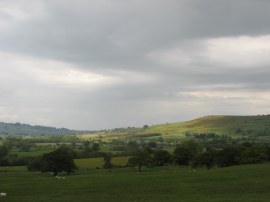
[
  {"left": 0, "top": 144, "right": 9, "bottom": 159},
  {"left": 103, "top": 153, "right": 113, "bottom": 169},
  {"left": 128, "top": 150, "right": 151, "bottom": 172},
  {"left": 192, "top": 149, "right": 216, "bottom": 170},
  {"left": 17, "top": 140, "right": 33, "bottom": 152},
  {"left": 41, "top": 146, "right": 77, "bottom": 176},
  {"left": 239, "top": 144, "right": 268, "bottom": 164},
  {"left": 143, "top": 125, "right": 149, "bottom": 130},
  {"left": 92, "top": 143, "right": 99, "bottom": 151},
  {"left": 152, "top": 149, "right": 172, "bottom": 166},
  {"left": 173, "top": 140, "right": 202, "bottom": 165},
  {"left": 27, "top": 156, "right": 45, "bottom": 171},
  {"left": 0, "top": 143, "right": 9, "bottom": 166},
  {"left": 216, "top": 146, "right": 240, "bottom": 167}
]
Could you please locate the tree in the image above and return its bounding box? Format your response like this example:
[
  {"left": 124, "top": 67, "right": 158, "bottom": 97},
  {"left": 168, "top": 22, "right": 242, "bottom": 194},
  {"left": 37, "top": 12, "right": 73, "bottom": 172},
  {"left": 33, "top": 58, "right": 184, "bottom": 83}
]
[
  {"left": 239, "top": 144, "right": 268, "bottom": 164},
  {"left": 0, "top": 144, "right": 9, "bottom": 166},
  {"left": 41, "top": 146, "right": 77, "bottom": 176},
  {"left": 0, "top": 144, "right": 9, "bottom": 159},
  {"left": 92, "top": 143, "right": 99, "bottom": 151},
  {"left": 17, "top": 140, "right": 33, "bottom": 152},
  {"left": 143, "top": 125, "right": 149, "bottom": 130},
  {"left": 173, "top": 146, "right": 192, "bottom": 165},
  {"left": 27, "top": 156, "right": 45, "bottom": 171},
  {"left": 127, "top": 141, "right": 139, "bottom": 153},
  {"left": 152, "top": 149, "right": 172, "bottom": 166},
  {"left": 173, "top": 140, "right": 202, "bottom": 165},
  {"left": 192, "top": 149, "right": 216, "bottom": 170},
  {"left": 103, "top": 153, "right": 113, "bottom": 169},
  {"left": 216, "top": 146, "right": 240, "bottom": 167},
  {"left": 148, "top": 142, "right": 157, "bottom": 149},
  {"left": 128, "top": 150, "right": 151, "bottom": 172}
]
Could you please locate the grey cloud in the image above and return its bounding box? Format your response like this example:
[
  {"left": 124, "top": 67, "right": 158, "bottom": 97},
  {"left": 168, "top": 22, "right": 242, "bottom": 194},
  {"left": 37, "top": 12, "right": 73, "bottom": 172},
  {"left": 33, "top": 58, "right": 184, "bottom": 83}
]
[
  {"left": 1, "top": 0, "right": 270, "bottom": 70},
  {"left": 0, "top": 0, "right": 270, "bottom": 129}
]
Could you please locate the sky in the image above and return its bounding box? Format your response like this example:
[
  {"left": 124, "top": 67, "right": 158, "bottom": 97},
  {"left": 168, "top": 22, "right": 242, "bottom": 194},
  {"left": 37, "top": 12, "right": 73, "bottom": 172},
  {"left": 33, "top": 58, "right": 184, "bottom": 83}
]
[{"left": 1, "top": 0, "right": 270, "bottom": 130}]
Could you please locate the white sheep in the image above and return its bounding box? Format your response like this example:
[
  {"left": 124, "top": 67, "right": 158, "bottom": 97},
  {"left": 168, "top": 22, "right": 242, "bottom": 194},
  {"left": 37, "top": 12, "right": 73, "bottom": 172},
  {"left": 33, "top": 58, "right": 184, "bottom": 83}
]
[
  {"left": 55, "top": 175, "right": 66, "bottom": 179},
  {"left": 0, "top": 193, "right": 7, "bottom": 197}
]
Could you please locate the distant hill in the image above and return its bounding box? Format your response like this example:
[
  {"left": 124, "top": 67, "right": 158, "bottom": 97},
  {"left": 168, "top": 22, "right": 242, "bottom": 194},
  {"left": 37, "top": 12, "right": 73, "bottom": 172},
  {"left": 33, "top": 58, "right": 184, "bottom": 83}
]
[
  {"left": 0, "top": 122, "right": 92, "bottom": 136},
  {"left": 2, "top": 115, "right": 270, "bottom": 139},
  {"left": 148, "top": 115, "right": 270, "bottom": 139}
]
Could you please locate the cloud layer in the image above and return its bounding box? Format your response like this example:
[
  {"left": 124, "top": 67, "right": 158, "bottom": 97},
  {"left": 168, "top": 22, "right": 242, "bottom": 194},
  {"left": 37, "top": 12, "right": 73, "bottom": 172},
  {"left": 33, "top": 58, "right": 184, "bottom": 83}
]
[{"left": 1, "top": 0, "right": 270, "bottom": 129}]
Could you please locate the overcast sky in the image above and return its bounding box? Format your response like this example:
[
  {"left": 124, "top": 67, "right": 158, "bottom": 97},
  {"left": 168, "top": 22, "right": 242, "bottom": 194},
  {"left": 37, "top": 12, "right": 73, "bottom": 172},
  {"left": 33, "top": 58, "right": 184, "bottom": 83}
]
[{"left": 1, "top": 0, "right": 270, "bottom": 130}]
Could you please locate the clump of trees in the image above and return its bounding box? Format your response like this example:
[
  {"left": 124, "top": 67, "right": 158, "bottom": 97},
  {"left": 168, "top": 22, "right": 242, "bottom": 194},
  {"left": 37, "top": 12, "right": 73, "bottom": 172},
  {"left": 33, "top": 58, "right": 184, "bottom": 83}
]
[{"left": 126, "top": 140, "right": 270, "bottom": 172}]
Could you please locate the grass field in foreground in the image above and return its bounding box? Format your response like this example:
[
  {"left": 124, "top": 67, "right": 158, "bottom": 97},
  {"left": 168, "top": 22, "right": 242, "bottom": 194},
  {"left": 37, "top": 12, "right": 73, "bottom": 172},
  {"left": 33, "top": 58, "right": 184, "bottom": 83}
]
[{"left": 0, "top": 163, "right": 270, "bottom": 202}]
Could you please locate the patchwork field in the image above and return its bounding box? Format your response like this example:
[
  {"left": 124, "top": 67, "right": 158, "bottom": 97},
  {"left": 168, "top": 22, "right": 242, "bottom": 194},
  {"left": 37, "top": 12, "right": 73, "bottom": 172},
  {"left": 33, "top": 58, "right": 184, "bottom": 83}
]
[{"left": 0, "top": 163, "right": 270, "bottom": 201}]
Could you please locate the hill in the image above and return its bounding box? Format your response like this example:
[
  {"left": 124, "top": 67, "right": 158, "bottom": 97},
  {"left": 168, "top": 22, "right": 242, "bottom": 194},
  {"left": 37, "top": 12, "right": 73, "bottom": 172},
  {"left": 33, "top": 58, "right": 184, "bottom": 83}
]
[
  {"left": 148, "top": 115, "right": 270, "bottom": 139},
  {"left": 1, "top": 115, "right": 270, "bottom": 139},
  {"left": 0, "top": 122, "right": 92, "bottom": 136}
]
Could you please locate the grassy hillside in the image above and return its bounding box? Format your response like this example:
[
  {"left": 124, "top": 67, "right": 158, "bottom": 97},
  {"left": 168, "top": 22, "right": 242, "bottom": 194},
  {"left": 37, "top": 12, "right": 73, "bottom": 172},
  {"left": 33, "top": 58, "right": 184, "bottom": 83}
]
[
  {"left": 2, "top": 115, "right": 270, "bottom": 140},
  {"left": 148, "top": 115, "right": 270, "bottom": 139},
  {"left": 0, "top": 163, "right": 270, "bottom": 201}
]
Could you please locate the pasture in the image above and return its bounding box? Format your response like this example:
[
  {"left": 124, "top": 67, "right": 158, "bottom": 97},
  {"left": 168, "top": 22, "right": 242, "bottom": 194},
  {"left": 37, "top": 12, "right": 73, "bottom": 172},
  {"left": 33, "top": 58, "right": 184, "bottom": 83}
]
[
  {"left": 74, "top": 156, "right": 130, "bottom": 170},
  {"left": 0, "top": 163, "right": 270, "bottom": 201}
]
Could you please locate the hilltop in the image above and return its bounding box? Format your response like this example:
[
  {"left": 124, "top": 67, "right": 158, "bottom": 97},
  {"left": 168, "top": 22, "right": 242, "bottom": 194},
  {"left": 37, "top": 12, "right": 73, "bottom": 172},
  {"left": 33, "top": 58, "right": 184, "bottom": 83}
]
[{"left": 148, "top": 115, "right": 270, "bottom": 139}]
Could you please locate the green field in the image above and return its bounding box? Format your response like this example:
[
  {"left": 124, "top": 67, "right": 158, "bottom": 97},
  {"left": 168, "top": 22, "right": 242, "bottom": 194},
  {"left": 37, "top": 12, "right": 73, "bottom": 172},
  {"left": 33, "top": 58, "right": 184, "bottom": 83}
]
[
  {"left": 0, "top": 163, "right": 270, "bottom": 201},
  {"left": 10, "top": 149, "right": 55, "bottom": 157},
  {"left": 74, "top": 157, "right": 130, "bottom": 169}
]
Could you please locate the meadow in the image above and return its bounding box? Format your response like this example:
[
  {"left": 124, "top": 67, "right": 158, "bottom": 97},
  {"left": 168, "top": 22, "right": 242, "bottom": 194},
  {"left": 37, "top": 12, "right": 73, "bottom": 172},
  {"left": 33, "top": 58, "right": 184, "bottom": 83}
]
[
  {"left": 74, "top": 156, "right": 130, "bottom": 170},
  {"left": 0, "top": 162, "right": 270, "bottom": 202},
  {"left": 1, "top": 115, "right": 270, "bottom": 201}
]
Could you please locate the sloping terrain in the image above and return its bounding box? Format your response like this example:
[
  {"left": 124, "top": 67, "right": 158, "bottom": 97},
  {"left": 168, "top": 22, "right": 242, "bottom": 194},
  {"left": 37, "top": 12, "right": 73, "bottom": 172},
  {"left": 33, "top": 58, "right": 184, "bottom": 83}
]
[
  {"left": 148, "top": 115, "right": 270, "bottom": 138},
  {"left": 0, "top": 122, "right": 92, "bottom": 136}
]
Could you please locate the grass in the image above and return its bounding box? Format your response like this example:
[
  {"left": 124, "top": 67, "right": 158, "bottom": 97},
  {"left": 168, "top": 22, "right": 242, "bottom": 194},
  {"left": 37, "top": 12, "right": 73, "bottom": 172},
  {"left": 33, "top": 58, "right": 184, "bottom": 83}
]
[
  {"left": 10, "top": 149, "right": 55, "bottom": 157},
  {"left": 148, "top": 115, "right": 270, "bottom": 138},
  {"left": 0, "top": 166, "right": 27, "bottom": 172},
  {"left": 0, "top": 163, "right": 270, "bottom": 201},
  {"left": 75, "top": 156, "right": 130, "bottom": 169}
]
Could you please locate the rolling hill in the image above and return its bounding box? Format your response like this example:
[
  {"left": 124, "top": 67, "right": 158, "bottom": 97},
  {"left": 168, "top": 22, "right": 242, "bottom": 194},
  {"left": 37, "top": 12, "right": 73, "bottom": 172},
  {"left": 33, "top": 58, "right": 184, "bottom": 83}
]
[
  {"left": 1, "top": 115, "right": 270, "bottom": 140},
  {"left": 148, "top": 115, "right": 270, "bottom": 139},
  {"left": 0, "top": 122, "right": 92, "bottom": 136}
]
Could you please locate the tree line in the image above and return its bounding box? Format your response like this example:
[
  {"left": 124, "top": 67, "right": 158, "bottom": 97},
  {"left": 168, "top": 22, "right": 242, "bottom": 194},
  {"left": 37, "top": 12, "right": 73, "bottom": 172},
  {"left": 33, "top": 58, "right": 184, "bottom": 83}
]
[
  {"left": 1, "top": 138, "right": 270, "bottom": 175},
  {"left": 127, "top": 140, "right": 270, "bottom": 171}
]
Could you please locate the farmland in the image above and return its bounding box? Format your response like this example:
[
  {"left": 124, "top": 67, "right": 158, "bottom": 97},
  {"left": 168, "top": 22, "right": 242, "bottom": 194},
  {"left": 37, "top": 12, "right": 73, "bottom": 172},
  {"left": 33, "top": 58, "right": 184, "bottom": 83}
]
[
  {"left": 1, "top": 115, "right": 270, "bottom": 201},
  {"left": 0, "top": 163, "right": 270, "bottom": 201},
  {"left": 74, "top": 157, "right": 130, "bottom": 170}
]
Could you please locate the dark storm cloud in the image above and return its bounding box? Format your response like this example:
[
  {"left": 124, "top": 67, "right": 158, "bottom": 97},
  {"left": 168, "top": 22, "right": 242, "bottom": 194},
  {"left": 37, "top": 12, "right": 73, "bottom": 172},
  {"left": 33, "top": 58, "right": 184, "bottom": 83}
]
[{"left": 1, "top": 0, "right": 270, "bottom": 70}]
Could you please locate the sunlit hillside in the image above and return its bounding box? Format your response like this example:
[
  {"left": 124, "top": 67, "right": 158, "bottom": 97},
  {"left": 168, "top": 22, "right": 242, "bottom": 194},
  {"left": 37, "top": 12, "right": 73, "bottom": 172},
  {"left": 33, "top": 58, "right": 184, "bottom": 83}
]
[{"left": 148, "top": 115, "right": 270, "bottom": 139}]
